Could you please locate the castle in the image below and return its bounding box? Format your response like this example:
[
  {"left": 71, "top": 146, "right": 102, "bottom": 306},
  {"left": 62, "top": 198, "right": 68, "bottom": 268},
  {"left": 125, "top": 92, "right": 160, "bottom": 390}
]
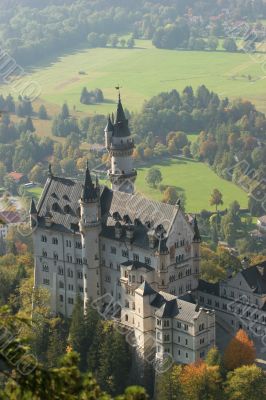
[{"left": 31, "top": 95, "right": 215, "bottom": 365}]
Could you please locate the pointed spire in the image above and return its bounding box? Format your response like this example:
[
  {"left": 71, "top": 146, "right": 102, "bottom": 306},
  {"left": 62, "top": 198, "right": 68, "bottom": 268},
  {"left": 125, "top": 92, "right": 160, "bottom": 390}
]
[
  {"left": 115, "top": 92, "right": 126, "bottom": 124},
  {"left": 193, "top": 216, "right": 201, "bottom": 242},
  {"left": 30, "top": 198, "right": 37, "bottom": 215},
  {"left": 48, "top": 163, "right": 53, "bottom": 177},
  {"left": 81, "top": 163, "right": 98, "bottom": 202},
  {"left": 105, "top": 114, "right": 114, "bottom": 132}
]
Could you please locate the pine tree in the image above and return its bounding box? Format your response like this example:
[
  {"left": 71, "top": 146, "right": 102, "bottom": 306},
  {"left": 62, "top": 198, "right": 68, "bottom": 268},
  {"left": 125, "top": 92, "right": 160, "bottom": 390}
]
[
  {"left": 38, "top": 105, "right": 48, "bottom": 119},
  {"left": 68, "top": 295, "right": 86, "bottom": 370},
  {"left": 61, "top": 103, "right": 70, "bottom": 119},
  {"left": 25, "top": 116, "right": 35, "bottom": 132},
  {"left": 84, "top": 300, "right": 101, "bottom": 350}
]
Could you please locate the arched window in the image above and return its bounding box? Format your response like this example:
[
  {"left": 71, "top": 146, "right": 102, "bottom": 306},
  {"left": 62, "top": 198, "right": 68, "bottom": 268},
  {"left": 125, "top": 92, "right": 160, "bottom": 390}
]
[{"left": 125, "top": 314, "right": 128, "bottom": 322}]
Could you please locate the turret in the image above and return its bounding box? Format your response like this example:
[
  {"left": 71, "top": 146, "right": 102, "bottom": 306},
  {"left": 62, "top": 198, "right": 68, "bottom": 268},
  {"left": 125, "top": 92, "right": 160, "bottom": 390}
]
[
  {"left": 106, "top": 93, "right": 137, "bottom": 194},
  {"left": 29, "top": 198, "right": 38, "bottom": 229},
  {"left": 79, "top": 164, "right": 101, "bottom": 306},
  {"left": 105, "top": 115, "right": 113, "bottom": 149}
]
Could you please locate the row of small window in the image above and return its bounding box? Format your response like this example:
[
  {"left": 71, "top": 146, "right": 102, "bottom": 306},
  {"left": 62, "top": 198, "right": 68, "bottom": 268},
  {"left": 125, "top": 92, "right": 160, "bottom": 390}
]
[
  {"left": 42, "top": 252, "right": 87, "bottom": 265},
  {"left": 59, "top": 295, "right": 74, "bottom": 304},
  {"left": 157, "top": 333, "right": 171, "bottom": 341},
  {"left": 176, "top": 322, "right": 189, "bottom": 331},
  {"left": 177, "top": 336, "right": 189, "bottom": 346},
  {"left": 107, "top": 246, "right": 152, "bottom": 266},
  {"left": 157, "top": 319, "right": 171, "bottom": 328},
  {"left": 169, "top": 269, "right": 192, "bottom": 282},
  {"left": 222, "top": 289, "right": 259, "bottom": 306},
  {"left": 41, "top": 235, "right": 82, "bottom": 249},
  {"left": 102, "top": 261, "right": 121, "bottom": 270},
  {"left": 169, "top": 284, "right": 192, "bottom": 296},
  {"left": 175, "top": 240, "right": 186, "bottom": 248},
  {"left": 58, "top": 281, "right": 85, "bottom": 292},
  {"left": 58, "top": 267, "right": 90, "bottom": 279}
]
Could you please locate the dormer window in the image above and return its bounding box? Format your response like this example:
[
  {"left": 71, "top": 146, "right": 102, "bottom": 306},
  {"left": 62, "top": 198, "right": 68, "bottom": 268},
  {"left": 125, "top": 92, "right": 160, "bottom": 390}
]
[
  {"left": 52, "top": 203, "right": 60, "bottom": 212},
  {"left": 63, "top": 194, "right": 70, "bottom": 201},
  {"left": 64, "top": 205, "right": 72, "bottom": 214}
]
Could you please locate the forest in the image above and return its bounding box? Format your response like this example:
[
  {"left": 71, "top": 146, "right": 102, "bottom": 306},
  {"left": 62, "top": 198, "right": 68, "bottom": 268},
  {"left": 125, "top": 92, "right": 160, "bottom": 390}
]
[{"left": 0, "top": 0, "right": 266, "bottom": 66}]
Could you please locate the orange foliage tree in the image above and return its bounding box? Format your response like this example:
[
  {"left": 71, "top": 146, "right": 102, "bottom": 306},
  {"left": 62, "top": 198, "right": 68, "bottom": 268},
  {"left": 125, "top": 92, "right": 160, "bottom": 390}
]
[
  {"left": 181, "top": 360, "right": 223, "bottom": 400},
  {"left": 223, "top": 329, "right": 256, "bottom": 371}
]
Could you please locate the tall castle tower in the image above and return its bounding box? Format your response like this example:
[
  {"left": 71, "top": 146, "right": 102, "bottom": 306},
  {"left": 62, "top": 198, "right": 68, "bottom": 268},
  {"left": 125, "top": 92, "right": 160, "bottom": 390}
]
[
  {"left": 79, "top": 164, "right": 102, "bottom": 306},
  {"left": 105, "top": 94, "right": 137, "bottom": 194}
]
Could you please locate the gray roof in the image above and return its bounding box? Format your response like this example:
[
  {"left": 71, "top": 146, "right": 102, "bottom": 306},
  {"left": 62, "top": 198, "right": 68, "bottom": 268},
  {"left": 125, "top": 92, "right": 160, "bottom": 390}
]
[
  {"left": 36, "top": 175, "right": 178, "bottom": 240},
  {"left": 153, "top": 291, "right": 204, "bottom": 321},
  {"left": 241, "top": 261, "right": 266, "bottom": 294},
  {"left": 136, "top": 281, "right": 157, "bottom": 296}
]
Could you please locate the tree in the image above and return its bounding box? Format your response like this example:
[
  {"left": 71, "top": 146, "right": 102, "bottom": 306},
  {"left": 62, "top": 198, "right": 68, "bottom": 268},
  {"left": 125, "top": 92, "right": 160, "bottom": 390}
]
[
  {"left": 181, "top": 361, "right": 223, "bottom": 400},
  {"left": 120, "top": 38, "right": 126, "bottom": 48},
  {"left": 68, "top": 295, "right": 87, "bottom": 370},
  {"left": 145, "top": 167, "right": 162, "bottom": 188},
  {"left": 223, "top": 329, "right": 256, "bottom": 371},
  {"left": 29, "top": 164, "right": 45, "bottom": 184},
  {"left": 127, "top": 37, "right": 135, "bottom": 48},
  {"left": 223, "top": 38, "right": 237, "bottom": 52},
  {"left": 109, "top": 34, "right": 119, "bottom": 47},
  {"left": 208, "top": 37, "right": 218, "bottom": 51},
  {"left": 209, "top": 189, "right": 223, "bottom": 211},
  {"left": 38, "top": 105, "right": 48, "bottom": 119},
  {"left": 162, "top": 187, "right": 179, "bottom": 204},
  {"left": 25, "top": 116, "right": 35, "bottom": 132},
  {"left": 205, "top": 346, "right": 224, "bottom": 375},
  {"left": 225, "top": 364, "right": 266, "bottom": 400},
  {"left": 61, "top": 103, "right": 70, "bottom": 119},
  {"left": 156, "top": 364, "right": 183, "bottom": 400}
]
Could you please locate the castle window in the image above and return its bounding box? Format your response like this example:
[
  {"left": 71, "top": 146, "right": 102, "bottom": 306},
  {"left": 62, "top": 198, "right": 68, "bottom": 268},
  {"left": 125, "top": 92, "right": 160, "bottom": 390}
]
[
  {"left": 184, "top": 324, "right": 188, "bottom": 331},
  {"left": 76, "top": 258, "right": 82, "bottom": 265},
  {"left": 207, "top": 298, "right": 212, "bottom": 306},
  {"left": 177, "top": 322, "right": 181, "bottom": 328},
  {"left": 77, "top": 271, "right": 83, "bottom": 279},
  {"left": 125, "top": 314, "right": 128, "bottom": 322},
  {"left": 58, "top": 266, "right": 64, "bottom": 275},
  {"left": 79, "top": 286, "right": 84, "bottom": 293},
  {"left": 68, "top": 298, "right": 74, "bottom": 305},
  {"left": 52, "top": 237, "right": 58, "bottom": 245},
  {"left": 186, "top": 353, "right": 188, "bottom": 359},
  {"left": 145, "top": 257, "right": 151, "bottom": 265},
  {"left": 42, "top": 250, "right": 47, "bottom": 257},
  {"left": 163, "top": 320, "right": 170, "bottom": 327},
  {"left": 66, "top": 240, "right": 72, "bottom": 248},
  {"left": 75, "top": 241, "right": 82, "bottom": 249},
  {"left": 42, "top": 264, "right": 49, "bottom": 272},
  {"left": 122, "top": 249, "right": 129, "bottom": 258},
  {"left": 111, "top": 246, "right": 116, "bottom": 254},
  {"left": 132, "top": 275, "right": 135, "bottom": 283},
  {"left": 178, "top": 336, "right": 180, "bottom": 343},
  {"left": 110, "top": 262, "right": 113, "bottom": 269},
  {"left": 63, "top": 194, "right": 70, "bottom": 201},
  {"left": 117, "top": 263, "right": 120, "bottom": 271},
  {"left": 157, "top": 319, "right": 161, "bottom": 326},
  {"left": 41, "top": 235, "right": 47, "bottom": 243},
  {"left": 102, "top": 244, "right": 106, "bottom": 251},
  {"left": 140, "top": 275, "right": 144, "bottom": 283},
  {"left": 67, "top": 269, "right": 73, "bottom": 278},
  {"left": 67, "top": 255, "right": 73, "bottom": 263},
  {"left": 83, "top": 258, "right": 87, "bottom": 265},
  {"left": 59, "top": 281, "right": 64, "bottom": 289},
  {"left": 185, "top": 339, "right": 188, "bottom": 345},
  {"left": 68, "top": 284, "right": 74, "bottom": 291},
  {"left": 59, "top": 294, "right": 64, "bottom": 302},
  {"left": 53, "top": 252, "right": 58, "bottom": 260},
  {"left": 43, "top": 278, "right": 50, "bottom": 285},
  {"left": 133, "top": 253, "right": 139, "bottom": 262}
]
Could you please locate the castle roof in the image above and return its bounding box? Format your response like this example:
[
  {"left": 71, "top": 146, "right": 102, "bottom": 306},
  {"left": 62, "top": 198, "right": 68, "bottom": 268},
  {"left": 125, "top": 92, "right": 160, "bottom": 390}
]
[
  {"left": 36, "top": 174, "right": 179, "bottom": 242},
  {"left": 136, "top": 281, "right": 157, "bottom": 296},
  {"left": 112, "top": 95, "right": 131, "bottom": 137},
  {"left": 81, "top": 164, "right": 99, "bottom": 202}
]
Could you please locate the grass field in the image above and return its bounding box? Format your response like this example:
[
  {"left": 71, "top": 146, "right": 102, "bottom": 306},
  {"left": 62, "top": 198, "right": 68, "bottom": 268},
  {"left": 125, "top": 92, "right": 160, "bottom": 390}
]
[
  {"left": 2, "top": 39, "right": 266, "bottom": 118},
  {"left": 135, "top": 157, "right": 248, "bottom": 212}
]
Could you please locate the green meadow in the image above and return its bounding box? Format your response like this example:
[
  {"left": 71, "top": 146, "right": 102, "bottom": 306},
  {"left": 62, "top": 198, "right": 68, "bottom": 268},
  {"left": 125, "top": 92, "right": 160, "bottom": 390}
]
[
  {"left": 135, "top": 158, "right": 248, "bottom": 213},
  {"left": 2, "top": 39, "right": 266, "bottom": 116}
]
